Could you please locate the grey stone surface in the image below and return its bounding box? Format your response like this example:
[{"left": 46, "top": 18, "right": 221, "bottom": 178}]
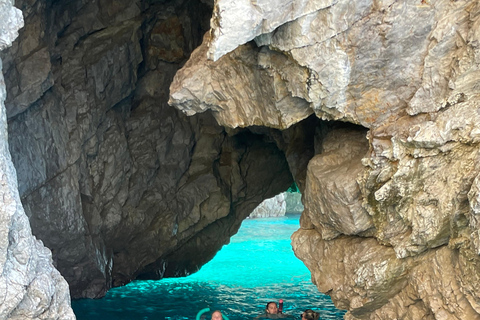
[
  {"left": 285, "top": 192, "right": 303, "bottom": 214},
  {"left": 1, "top": 0, "right": 294, "bottom": 300},
  {"left": 303, "top": 127, "right": 373, "bottom": 240},
  {"left": 169, "top": 38, "right": 313, "bottom": 129},
  {"left": 0, "top": 0, "right": 23, "bottom": 51},
  {"left": 249, "top": 193, "right": 286, "bottom": 218},
  {"left": 248, "top": 192, "right": 304, "bottom": 218},
  {"left": 0, "top": 1, "right": 75, "bottom": 318},
  {"left": 170, "top": 0, "right": 480, "bottom": 318}
]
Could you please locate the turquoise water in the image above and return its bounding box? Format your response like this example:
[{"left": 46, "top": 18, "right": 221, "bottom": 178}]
[{"left": 72, "top": 215, "right": 346, "bottom": 319}]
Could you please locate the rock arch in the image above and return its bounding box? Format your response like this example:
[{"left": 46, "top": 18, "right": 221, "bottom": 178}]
[{"left": 1, "top": 0, "right": 480, "bottom": 319}]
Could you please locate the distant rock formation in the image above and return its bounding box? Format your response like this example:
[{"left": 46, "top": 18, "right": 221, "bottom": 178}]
[
  {"left": 248, "top": 192, "right": 303, "bottom": 218},
  {"left": 285, "top": 192, "right": 303, "bottom": 214},
  {"left": 249, "top": 193, "right": 287, "bottom": 218}
]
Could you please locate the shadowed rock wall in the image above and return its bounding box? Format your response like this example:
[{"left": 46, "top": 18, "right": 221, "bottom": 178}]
[
  {"left": 169, "top": 0, "right": 480, "bottom": 319},
  {"left": 0, "top": 0, "right": 297, "bottom": 300}
]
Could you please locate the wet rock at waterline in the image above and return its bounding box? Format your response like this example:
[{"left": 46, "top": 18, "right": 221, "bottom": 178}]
[{"left": 170, "top": 0, "right": 480, "bottom": 319}]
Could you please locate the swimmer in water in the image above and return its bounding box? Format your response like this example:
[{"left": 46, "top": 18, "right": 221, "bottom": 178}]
[
  {"left": 266, "top": 302, "right": 278, "bottom": 315},
  {"left": 254, "top": 302, "right": 295, "bottom": 319}
]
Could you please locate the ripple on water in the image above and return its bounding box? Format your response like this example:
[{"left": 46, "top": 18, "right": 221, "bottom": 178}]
[{"left": 72, "top": 215, "right": 346, "bottom": 320}]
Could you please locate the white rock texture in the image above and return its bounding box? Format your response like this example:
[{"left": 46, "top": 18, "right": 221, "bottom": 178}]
[
  {"left": 0, "top": 0, "right": 23, "bottom": 51},
  {"left": 169, "top": 0, "right": 480, "bottom": 318},
  {"left": 249, "top": 193, "right": 286, "bottom": 218},
  {"left": 208, "top": 0, "right": 337, "bottom": 61},
  {"left": 248, "top": 192, "right": 304, "bottom": 218},
  {"left": 0, "top": 1, "right": 75, "bottom": 319}
]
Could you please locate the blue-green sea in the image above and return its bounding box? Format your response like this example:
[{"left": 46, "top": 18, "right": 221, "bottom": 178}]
[{"left": 72, "top": 214, "right": 346, "bottom": 319}]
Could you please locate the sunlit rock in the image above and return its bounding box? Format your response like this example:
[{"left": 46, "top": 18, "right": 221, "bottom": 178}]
[
  {"left": 292, "top": 230, "right": 410, "bottom": 316},
  {"left": 361, "top": 101, "right": 480, "bottom": 258},
  {"left": 207, "top": 0, "right": 336, "bottom": 61},
  {"left": 0, "top": 0, "right": 23, "bottom": 51},
  {"left": 169, "top": 34, "right": 313, "bottom": 129},
  {"left": 172, "top": 0, "right": 480, "bottom": 128},
  {"left": 249, "top": 193, "right": 286, "bottom": 218},
  {"left": 292, "top": 230, "right": 480, "bottom": 320},
  {"left": 1, "top": 0, "right": 480, "bottom": 318},
  {"left": 0, "top": 1, "right": 74, "bottom": 318},
  {"left": 171, "top": 0, "right": 480, "bottom": 318}
]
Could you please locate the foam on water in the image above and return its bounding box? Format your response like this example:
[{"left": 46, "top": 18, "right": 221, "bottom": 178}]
[{"left": 72, "top": 214, "right": 346, "bottom": 319}]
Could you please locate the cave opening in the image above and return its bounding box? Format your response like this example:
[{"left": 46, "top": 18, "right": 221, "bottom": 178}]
[
  {"left": 0, "top": 0, "right": 368, "bottom": 316},
  {"left": 70, "top": 205, "right": 347, "bottom": 320}
]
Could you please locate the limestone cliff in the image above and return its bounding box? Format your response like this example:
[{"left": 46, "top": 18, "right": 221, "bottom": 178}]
[
  {"left": 0, "top": 0, "right": 296, "bottom": 301},
  {"left": 169, "top": 0, "right": 480, "bottom": 319},
  {"left": 249, "top": 193, "right": 287, "bottom": 218},
  {"left": 0, "top": 0, "right": 74, "bottom": 318},
  {"left": 248, "top": 192, "right": 304, "bottom": 218},
  {"left": 1, "top": 0, "right": 480, "bottom": 319}
]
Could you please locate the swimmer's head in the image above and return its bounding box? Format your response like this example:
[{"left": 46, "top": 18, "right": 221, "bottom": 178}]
[
  {"left": 266, "top": 302, "right": 278, "bottom": 314},
  {"left": 211, "top": 310, "right": 223, "bottom": 320}
]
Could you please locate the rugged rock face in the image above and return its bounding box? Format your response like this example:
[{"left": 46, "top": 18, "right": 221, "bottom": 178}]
[
  {"left": 2, "top": 0, "right": 480, "bottom": 319},
  {"left": 169, "top": 0, "right": 480, "bottom": 319},
  {"left": 249, "top": 193, "right": 286, "bottom": 218},
  {"left": 1, "top": 0, "right": 298, "bottom": 301},
  {"left": 0, "top": 0, "right": 74, "bottom": 319}
]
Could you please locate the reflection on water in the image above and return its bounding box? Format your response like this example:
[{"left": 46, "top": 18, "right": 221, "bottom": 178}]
[{"left": 72, "top": 215, "right": 346, "bottom": 319}]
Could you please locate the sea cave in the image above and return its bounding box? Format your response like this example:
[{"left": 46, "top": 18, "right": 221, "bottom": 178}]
[{"left": 1, "top": 0, "right": 480, "bottom": 319}]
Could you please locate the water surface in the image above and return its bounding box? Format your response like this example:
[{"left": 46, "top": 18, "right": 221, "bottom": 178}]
[{"left": 72, "top": 215, "right": 346, "bottom": 319}]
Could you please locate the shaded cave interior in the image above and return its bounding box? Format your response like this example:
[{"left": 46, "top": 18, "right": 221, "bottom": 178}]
[{"left": 1, "top": 0, "right": 370, "bottom": 299}]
